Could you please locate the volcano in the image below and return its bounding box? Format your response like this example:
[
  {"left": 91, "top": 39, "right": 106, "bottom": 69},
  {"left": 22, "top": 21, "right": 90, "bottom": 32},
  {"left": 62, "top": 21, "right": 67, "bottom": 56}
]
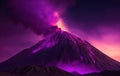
[{"left": 0, "top": 29, "right": 120, "bottom": 74}]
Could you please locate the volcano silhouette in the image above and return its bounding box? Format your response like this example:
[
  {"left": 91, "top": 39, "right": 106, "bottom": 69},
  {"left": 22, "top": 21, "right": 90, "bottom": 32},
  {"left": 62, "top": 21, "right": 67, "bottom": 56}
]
[{"left": 0, "top": 29, "right": 120, "bottom": 74}]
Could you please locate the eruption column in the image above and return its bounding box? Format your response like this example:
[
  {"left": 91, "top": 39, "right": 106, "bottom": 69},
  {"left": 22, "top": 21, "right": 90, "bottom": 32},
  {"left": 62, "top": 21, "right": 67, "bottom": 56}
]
[{"left": 51, "top": 12, "right": 68, "bottom": 31}]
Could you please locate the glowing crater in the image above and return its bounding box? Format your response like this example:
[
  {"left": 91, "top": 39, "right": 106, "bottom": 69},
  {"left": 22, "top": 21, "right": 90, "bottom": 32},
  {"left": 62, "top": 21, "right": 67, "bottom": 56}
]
[
  {"left": 51, "top": 12, "right": 68, "bottom": 31},
  {"left": 56, "top": 18, "right": 68, "bottom": 31}
]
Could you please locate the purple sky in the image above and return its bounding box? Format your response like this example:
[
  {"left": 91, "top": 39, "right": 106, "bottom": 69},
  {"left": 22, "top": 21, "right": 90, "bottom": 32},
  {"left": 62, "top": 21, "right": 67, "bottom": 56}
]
[
  {"left": 0, "top": 0, "right": 120, "bottom": 62},
  {"left": 64, "top": 1, "right": 120, "bottom": 61}
]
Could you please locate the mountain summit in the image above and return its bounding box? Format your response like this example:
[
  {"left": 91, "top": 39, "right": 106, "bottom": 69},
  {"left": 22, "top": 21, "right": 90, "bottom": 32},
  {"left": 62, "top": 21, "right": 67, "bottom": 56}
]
[{"left": 0, "top": 29, "right": 120, "bottom": 74}]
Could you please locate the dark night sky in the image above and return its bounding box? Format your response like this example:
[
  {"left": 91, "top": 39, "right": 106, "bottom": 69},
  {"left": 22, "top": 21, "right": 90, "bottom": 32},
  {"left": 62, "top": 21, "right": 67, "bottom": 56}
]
[
  {"left": 65, "top": 0, "right": 120, "bottom": 33},
  {"left": 0, "top": 0, "right": 120, "bottom": 62}
]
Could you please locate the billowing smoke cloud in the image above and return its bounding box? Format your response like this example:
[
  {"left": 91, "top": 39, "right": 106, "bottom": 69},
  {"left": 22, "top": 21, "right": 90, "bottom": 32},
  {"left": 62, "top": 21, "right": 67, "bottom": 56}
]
[
  {"left": 0, "top": 0, "right": 75, "bottom": 62},
  {"left": 4, "top": 0, "right": 75, "bottom": 35}
]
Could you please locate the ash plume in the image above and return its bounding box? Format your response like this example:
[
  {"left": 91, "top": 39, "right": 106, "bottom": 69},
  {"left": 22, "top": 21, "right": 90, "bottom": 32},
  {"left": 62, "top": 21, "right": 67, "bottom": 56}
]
[{"left": 3, "top": 0, "right": 75, "bottom": 35}]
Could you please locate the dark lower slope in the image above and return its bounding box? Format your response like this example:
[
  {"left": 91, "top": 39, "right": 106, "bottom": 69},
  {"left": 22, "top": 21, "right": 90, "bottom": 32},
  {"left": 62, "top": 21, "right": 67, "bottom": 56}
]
[
  {"left": 83, "top": 70, "right": 120, "bottom": 76},
  {"left": 0, "top": 66, "right": 120, "bottom": 76},
  {"left": 0, "top": 65, "right": 74, "bottom": 76}
]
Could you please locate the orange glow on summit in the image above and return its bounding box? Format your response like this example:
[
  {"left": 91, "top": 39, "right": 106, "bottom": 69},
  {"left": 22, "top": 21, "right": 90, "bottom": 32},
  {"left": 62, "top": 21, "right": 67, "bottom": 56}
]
[
  {"left": 52, "top": 12, "right": 68, "bottom": 31},
  {"left": 56, "top": 18, "right": 68, "bottom": 31}
]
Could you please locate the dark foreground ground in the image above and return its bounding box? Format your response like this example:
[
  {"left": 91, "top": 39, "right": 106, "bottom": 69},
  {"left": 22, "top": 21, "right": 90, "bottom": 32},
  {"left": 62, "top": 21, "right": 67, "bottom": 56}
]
[{"left": 0, "top": 65, "right": 120, "bottom": 76}]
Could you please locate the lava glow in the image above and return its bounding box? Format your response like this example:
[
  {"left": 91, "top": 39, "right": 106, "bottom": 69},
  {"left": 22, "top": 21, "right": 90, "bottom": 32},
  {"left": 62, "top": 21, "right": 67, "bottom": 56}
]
[
  {"left": 51, "top": 12, "right": 68, "bottom": 31},
  {"left": 56, "top": 18, "right": 68, "bottom": 31}
]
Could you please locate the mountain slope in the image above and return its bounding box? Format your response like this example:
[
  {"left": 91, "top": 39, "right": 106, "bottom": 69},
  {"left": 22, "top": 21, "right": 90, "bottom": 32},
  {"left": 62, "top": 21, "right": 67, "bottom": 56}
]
[
  {"left": 0, "top": 65, "right": 74, "bottom": 76},
  {"left": 0, "top": 30, "right": 120, "bottom": 74}
]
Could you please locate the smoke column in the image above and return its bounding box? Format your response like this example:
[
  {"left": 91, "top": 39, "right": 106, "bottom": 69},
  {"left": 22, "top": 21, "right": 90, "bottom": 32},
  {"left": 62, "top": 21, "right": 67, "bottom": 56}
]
[{"left": 0, "top": 0, "right": 75, "bottom": 62}]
